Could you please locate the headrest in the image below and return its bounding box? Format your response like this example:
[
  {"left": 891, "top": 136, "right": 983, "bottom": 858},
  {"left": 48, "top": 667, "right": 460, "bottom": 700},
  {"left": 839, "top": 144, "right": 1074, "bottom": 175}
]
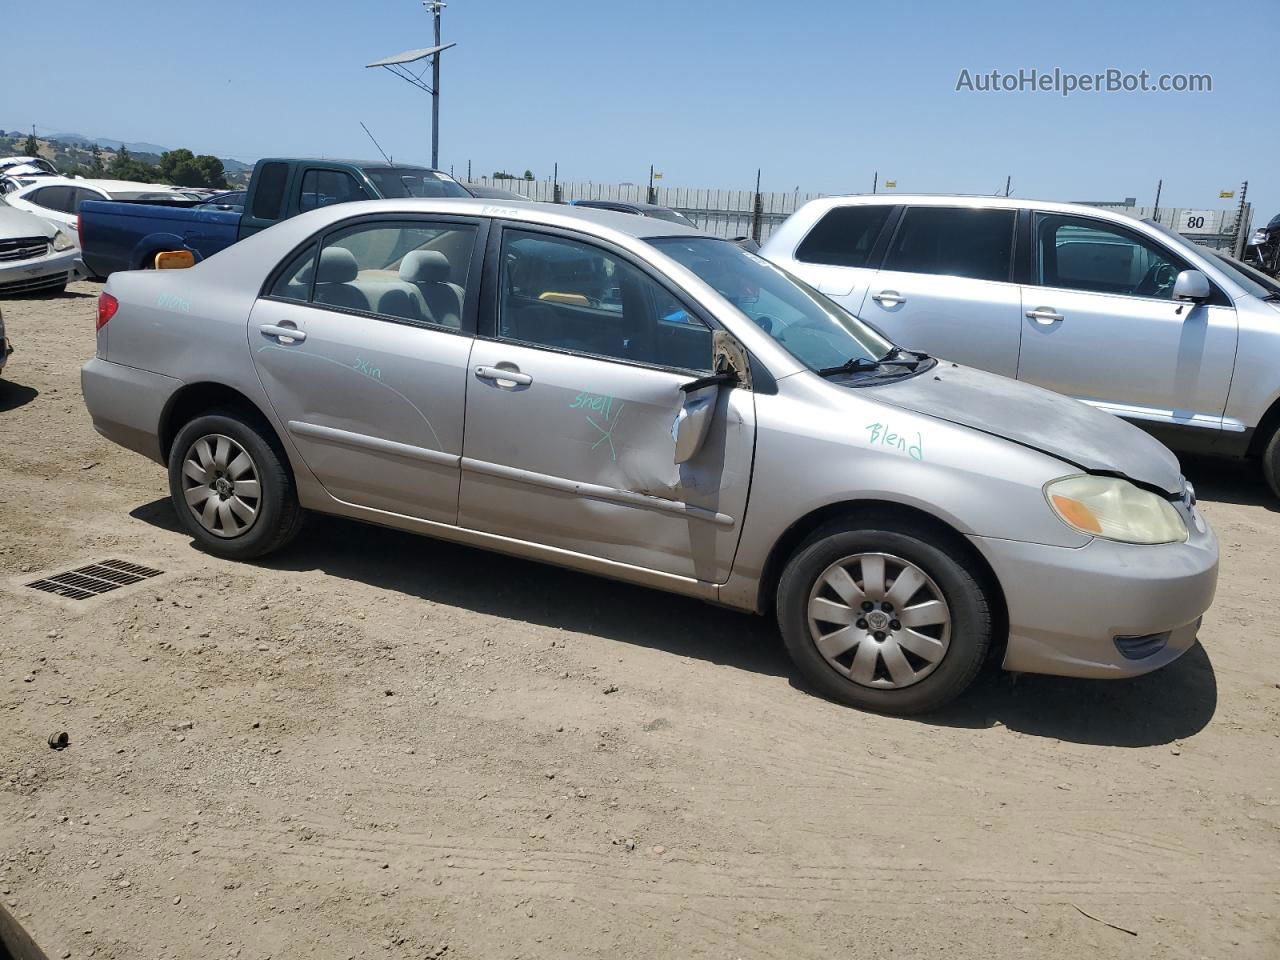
[
  {"left": 313, "top": 246, "right": 358, "bottom": 284},
  {"left": 400, "top": 250, "right": 450, "bottom": 284}
]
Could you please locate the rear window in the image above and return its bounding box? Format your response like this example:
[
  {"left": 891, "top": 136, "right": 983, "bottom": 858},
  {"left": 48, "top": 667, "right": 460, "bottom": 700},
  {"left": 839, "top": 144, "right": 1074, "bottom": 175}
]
[
  {"left": 796, "top": 204, "right": 892, "bottom": 268},
  {"left": 251, "top": 161, "right": 289, "bottom": 220},
  {"left": 882, "top": 206, "right": 1015, "bottom": 282}
]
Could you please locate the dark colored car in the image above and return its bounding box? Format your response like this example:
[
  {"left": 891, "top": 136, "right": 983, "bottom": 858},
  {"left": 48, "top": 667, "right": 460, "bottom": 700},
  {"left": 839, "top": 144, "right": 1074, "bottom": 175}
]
[
  {"left": 195, "top": 190, "right": 247, "bottom": 213},
  {"left": 465, "top": 184, "right": 532, "bottom": 200},
  {"left": 1245, "top": 212, "right": 1280, "bottom": 276},
  {"left": 569, "top": 198, "right": 698, "bottom": 229}
]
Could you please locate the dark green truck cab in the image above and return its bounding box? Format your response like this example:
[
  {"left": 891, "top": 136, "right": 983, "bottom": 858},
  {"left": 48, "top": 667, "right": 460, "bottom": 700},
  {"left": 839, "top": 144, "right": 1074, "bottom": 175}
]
[{"left": 80, "top": 159, "right": 470, "bottom": 277}]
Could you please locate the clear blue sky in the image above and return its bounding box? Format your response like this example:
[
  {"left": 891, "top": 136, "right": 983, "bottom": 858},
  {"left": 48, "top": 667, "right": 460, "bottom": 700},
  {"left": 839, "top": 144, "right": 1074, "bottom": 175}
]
[{"left": 7, "top": 0, "right": 1277, "bottom": 217}]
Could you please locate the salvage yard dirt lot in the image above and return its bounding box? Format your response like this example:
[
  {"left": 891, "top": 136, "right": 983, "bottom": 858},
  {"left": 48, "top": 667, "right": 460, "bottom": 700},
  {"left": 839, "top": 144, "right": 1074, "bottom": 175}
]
[{"left": 1, "top": 279, "right": 1278, "bottom": 960}]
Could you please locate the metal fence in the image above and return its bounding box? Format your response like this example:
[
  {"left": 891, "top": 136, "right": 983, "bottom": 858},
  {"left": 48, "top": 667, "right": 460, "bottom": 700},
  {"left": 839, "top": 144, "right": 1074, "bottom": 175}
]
[
  {"left": 472, "top": 176, "right": 1253, "bottom": 253},
  {"left": 469, "top": 177, "right": 824, "bottom": 241}
]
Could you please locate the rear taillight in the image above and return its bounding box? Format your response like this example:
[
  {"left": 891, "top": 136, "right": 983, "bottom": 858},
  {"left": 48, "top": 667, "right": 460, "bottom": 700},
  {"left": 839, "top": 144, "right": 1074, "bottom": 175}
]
[{"left": 96, "top": 292, "right": 119, "bottom": 331}]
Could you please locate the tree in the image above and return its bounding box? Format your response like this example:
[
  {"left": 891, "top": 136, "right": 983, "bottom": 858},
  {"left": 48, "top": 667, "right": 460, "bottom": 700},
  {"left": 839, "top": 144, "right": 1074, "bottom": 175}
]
[
  {"left": 523, "top": 169, "right": 534, "bottom": 181},
  {"left": 88, "top": 144, "right": 105, "bottom": 176},
  {"left": 157, "top": 148, "right": 228, "bottom": 189},
  {"left": 108, "top": 145, "right": 160, "bottom": 183},
  {"left": 23, "top": 133, "right": 39, "bottom": 157}
]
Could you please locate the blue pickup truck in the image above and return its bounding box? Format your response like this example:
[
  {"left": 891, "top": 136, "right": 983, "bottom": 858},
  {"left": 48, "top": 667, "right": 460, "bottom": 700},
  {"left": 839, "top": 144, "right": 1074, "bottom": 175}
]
[{"left": 79, "top": 158, "right": 470, "bottom": 277}]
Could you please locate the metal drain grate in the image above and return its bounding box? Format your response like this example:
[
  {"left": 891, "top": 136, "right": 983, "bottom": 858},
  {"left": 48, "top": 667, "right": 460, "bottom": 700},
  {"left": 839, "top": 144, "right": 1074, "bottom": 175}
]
[{"left": 25, "top": 559, "right": 164, "bottom": 601}]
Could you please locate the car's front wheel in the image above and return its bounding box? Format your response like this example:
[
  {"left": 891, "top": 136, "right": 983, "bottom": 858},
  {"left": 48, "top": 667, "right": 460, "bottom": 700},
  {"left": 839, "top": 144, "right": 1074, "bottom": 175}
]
[
  {"left": 777, "top": 519, "right": 992, "bottom": 714},
  {"left": 167, "top": 410, "right": 303, "bottom": 559}
]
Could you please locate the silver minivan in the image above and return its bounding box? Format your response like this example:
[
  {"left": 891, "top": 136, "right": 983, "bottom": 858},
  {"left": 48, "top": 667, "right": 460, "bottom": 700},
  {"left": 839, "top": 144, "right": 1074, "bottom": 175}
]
[
  {"left": 82, "top": 199, "right": 1218, "bottom": 715},
  {"left": 761, "top": 195, "right": 1280, "bottom": 496}
]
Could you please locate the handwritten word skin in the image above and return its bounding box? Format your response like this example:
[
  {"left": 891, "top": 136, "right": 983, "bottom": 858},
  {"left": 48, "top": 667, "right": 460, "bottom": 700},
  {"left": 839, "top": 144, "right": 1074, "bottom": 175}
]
[
  {"left": 865, "top": 422, "right": 924, "bottom": 461},
  {"left": 353, "top": 358, "right": 383, "bottom": 381}
]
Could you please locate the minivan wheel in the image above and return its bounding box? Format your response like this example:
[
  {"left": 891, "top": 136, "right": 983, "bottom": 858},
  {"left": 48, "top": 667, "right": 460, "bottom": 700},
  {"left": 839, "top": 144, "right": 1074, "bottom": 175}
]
[
  {"left": 777, "top": 520, "right": 991, "bottom": 715},
  {"left": 167, "top": 410, "right": 303, "bottom": 560},
  {"left": 1262, "top": 426, "right": 1280, "bottom": 500}
]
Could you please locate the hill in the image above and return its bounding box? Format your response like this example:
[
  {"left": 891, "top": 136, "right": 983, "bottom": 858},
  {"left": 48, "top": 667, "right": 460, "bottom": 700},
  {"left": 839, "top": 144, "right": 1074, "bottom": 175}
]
[{"left": 0, "top": 130, "right": 253, "bottom": 186}]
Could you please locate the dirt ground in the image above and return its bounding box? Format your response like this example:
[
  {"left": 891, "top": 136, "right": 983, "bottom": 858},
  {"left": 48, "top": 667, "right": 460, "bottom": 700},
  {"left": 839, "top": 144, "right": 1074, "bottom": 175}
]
[{"left": 1, "top": 279, "right": 1278, "bottom": 960}]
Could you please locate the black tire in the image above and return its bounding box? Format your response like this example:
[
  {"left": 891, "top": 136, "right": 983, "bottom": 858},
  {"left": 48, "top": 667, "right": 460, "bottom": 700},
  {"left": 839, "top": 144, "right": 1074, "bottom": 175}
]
[
  {"left": 167, "top": 409, "right": 303, "bottom": 560},
  {"left": 777, "top": 518, "right": 991, "bottom": 715},
  {"left": 1262, "top": 425, "right": 1280, "bottom": 500}
]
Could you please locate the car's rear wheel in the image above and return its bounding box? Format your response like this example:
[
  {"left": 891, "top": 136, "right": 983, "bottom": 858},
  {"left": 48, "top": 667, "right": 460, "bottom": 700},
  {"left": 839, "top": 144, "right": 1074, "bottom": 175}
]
[
  {"left": 777, "top": 519, "right": 991, "bottom": 714},
  {"left": 167, "top": 410, "right": 303, "bottom": 559}
]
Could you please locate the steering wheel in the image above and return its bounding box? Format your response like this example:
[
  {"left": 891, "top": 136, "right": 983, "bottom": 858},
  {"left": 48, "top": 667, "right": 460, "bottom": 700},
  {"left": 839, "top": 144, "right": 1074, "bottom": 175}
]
[{"left": 1137, "top": 260, "right": 1178, "bottom": 298}]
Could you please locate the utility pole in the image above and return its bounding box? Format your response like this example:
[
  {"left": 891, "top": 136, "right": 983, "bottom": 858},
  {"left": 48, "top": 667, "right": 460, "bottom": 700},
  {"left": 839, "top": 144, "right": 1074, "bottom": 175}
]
[
  {"left": 1004, "top": 175, "right": 1011, "bottom": 197},
  {"left": 365, "top": 3, "right": 455, "bottom": 172},
  {"left": 1232, "top": 180, "right": 1250, "bottom": 259},
  {"left": 1152, "top": 179, "right": 1163, "bottom": 223},
  {"left": 872, "top": 171, "right": 878, "bottom": 194},
  {"left": 428, "top": 0, "right": 443, "bottom": 169}
]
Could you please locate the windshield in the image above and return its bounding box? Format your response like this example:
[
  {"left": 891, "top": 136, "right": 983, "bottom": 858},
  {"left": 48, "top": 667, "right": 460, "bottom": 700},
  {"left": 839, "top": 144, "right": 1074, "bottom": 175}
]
[
  {"left": 1148, "top": 220, "right": 1280, "bottom": 298},
  {"left": 649, "top": 236, "right": 893, "bottom": 370},
  {"left": 361, "top": 166, "right": 470, "bottom": 199}
]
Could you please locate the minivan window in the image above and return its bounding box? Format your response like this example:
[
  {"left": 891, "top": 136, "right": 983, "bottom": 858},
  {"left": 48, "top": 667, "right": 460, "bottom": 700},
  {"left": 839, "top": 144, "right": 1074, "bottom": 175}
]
[
  {"left": 251, "top": 161, "right": 289, "bottom": 220},
  {"left": 883, "top": 206, "right": 1015, "bottom": 282},
  {"left": 1036, "top": 214, "right": 1186, "bottom": 300},
  {"left": 650, "top": 236, "right": 892, "bottom": 372},
  {"left": 795, "top": 204, "right": 892, "bottom": 268}
]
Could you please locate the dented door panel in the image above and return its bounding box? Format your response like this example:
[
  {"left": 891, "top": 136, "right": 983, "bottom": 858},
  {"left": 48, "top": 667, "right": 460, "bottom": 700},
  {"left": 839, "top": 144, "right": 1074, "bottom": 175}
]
[{"left": 459, "top": 340, "right": 755, "bottom": 582}]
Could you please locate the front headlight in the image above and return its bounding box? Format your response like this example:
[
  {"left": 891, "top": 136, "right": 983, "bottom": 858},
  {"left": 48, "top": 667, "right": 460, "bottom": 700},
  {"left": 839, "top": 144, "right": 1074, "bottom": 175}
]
[
  {"left": 1045, "top": 475, "right": 1187, "bottom": 544},
  {"left": 52, "top": 229, "right": 74, "bottom": 252}
]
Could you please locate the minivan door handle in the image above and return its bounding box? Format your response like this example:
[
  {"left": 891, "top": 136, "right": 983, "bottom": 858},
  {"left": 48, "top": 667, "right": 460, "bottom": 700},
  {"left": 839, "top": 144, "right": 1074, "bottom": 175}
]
[
  {"left": 1026, "top": 308, "right": 1064, "bottom": 325},
  {"left": 259, "top": 323, "right": 307, "bottom": 343},
  {"left": 871, "top": 290, "right": 906, "bottom": 306},
  {"left": 475, "top": 364, "right": 533, "bottom": 387}
]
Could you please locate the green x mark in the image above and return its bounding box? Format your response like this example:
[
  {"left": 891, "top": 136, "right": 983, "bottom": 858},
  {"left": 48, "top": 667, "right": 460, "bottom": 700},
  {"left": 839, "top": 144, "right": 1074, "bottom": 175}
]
[{"left": 587, "top": 403, "right": 625, "bottom": 461}]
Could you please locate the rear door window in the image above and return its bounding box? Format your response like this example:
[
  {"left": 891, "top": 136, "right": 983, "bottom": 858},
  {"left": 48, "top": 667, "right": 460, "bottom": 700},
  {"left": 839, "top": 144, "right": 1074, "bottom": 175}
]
[
  {"left": 30, "top": 185, "right": 75, "bottom": 213},
  {"left": 795, "top": 204, "right": 892, "bottom": 268},
  {"left": 882, "top": 206, "right": 1016, "bottom": 282}
]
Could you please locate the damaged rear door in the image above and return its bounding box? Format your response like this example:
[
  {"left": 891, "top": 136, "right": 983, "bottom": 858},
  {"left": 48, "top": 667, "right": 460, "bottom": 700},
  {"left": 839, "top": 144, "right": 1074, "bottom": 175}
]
[{"left": 459, "top": 224, "right": 756, "bottom": 583}]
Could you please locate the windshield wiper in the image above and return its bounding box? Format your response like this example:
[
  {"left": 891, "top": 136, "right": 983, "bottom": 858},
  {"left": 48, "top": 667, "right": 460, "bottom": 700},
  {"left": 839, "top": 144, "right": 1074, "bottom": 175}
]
[
  {"left": 816, "top": 357, "right": 882, "bottom": 377},
  {"left": 1262, "top": 293, "right": 1280, "bottom": 302}
]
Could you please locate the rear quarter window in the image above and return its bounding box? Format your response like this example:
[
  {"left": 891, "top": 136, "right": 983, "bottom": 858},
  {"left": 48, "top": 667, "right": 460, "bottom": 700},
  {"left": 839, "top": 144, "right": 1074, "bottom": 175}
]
[
  {"left": 251, "top": 162, "right": 289, "bottom": 220},
  {"left": 795, "top": 204, "right": 892, "bottom": 268}
]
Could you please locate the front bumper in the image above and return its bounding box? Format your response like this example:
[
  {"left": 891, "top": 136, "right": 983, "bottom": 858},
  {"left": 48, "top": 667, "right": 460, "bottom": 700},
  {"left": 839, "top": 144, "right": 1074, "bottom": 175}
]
[
  {"left": 0, "top": 247, "right": 87, "bottom": 297},
  {"left": 970, "top": 508, "right": 1218, "bottom": 679}
]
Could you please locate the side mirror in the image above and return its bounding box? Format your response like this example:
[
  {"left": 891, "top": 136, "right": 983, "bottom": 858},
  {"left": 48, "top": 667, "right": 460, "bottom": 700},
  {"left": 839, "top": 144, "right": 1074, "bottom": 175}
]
[
  {"left": 673, "top": 371, "right": 735, "bottom": 464},
  {"left": 1173, "top": 269, "right": 1210, "bottom": 303}
]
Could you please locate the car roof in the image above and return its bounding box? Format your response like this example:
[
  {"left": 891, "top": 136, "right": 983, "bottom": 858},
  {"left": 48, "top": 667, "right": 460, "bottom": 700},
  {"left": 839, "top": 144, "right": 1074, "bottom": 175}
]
[
  {"left": 14, "top": 176, "right": 184, "bottom": 195},
  {"left": 790, "top": 192, "right": 1168, "bottom": 233},
  {"left": 258, "top": 158, "right": 450, "bottom": 173}
]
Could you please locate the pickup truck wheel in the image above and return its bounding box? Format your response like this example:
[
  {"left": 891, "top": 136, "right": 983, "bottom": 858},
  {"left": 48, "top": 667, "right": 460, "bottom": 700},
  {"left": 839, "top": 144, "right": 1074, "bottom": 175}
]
[
  {"left": 167, "top": 410, "right": 303, "bottom": 560},
  {"left": 1262, "top": 425, "right": 1280, "bottom": 499},
  {"left": 776, "top": 519, "right": 991, "bottom": 715}
]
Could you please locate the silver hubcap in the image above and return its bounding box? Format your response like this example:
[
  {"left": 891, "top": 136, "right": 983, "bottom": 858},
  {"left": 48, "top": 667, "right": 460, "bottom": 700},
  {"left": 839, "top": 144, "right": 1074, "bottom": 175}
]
[
  {"left": 806, "top": 552, "right": 951, "bottom": 689},
  {"left": 180, "top": 434, "right": 262, "bottom": 539}
]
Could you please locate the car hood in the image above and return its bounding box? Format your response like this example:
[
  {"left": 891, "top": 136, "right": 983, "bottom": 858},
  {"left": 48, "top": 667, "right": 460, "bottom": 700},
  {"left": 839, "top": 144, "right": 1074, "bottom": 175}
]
[
  {"left": 0, "top": 204, "right": 56, "bottom": 240},
  {"left": 871, "top": 363, "right": 1184, "bottom": 495}
]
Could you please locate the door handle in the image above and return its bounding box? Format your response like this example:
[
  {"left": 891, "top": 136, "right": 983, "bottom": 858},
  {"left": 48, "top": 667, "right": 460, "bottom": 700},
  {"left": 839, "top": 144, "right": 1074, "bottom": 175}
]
[
  {"left": 259, "top": 323, "right": 307, "bottom": 342},
  {"left": 871, "top": 290, "right": 906, "bottom": 306},
  {"left": 1025, "top": 308, "right": 1064, "bottom": 325},
  {"left": 475, "top": 364, "right": 533, "bottom": 386}
]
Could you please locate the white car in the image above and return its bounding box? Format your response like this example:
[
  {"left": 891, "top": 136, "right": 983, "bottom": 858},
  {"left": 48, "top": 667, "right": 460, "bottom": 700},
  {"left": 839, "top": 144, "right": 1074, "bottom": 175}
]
[
  {"left": 4, "top": 177, "right": 189, "bottom": 232},
  {"left": 0, "top": 202, "right": 84, "bottom": 296}
]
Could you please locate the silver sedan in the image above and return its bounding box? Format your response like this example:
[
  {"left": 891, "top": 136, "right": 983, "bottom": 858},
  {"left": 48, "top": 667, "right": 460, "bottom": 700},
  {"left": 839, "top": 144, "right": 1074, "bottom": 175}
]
[{"left": 81, "top": 198, "right": 1218, "bottom": 714}]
